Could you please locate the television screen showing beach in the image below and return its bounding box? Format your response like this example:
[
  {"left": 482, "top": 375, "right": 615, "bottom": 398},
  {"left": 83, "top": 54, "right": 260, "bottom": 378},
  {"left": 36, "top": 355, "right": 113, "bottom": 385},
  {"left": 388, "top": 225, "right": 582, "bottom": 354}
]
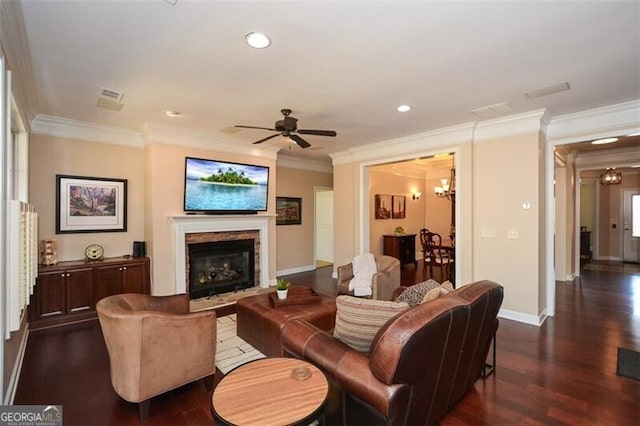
[{"left": 184, "top": 158, "right": 269, "bottom": 211}]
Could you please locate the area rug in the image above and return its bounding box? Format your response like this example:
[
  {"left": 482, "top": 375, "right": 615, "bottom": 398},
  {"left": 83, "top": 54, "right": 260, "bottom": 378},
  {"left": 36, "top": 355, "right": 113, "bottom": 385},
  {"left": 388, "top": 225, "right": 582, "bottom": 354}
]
[
  {"left": 617, "top": 347, "right": 640, "bottom": 382},
  {"left": 215, "top": 314, "right": 265, "bottom": 375}
]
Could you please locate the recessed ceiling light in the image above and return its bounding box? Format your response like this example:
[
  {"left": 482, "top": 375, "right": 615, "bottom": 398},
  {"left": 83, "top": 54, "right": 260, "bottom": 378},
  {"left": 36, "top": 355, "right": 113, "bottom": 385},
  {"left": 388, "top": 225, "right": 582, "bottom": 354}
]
[
  {"left": 165, "top": 110, "right": 182, "bottom": 117},
  {"left": 591, "top": 137, "right": 618, "bottom": 145},
  {"left": 626, "top": 132, "right": 640, "bottom": 137},
  {"left": 632, "top": 164, "right": 640, "bottom": 168},
  {"left": 397, "top": 105, "right": 411, "bottom": 112},
  {"left": 245, "top": 32, "right": 271, "bottom": 49}
]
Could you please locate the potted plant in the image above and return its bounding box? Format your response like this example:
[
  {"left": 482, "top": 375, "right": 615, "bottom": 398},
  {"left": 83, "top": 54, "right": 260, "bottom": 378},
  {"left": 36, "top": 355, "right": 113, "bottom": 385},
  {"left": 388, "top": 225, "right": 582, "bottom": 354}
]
[{"left": 276, "top": 278, "right": 290, "bottom": 300}]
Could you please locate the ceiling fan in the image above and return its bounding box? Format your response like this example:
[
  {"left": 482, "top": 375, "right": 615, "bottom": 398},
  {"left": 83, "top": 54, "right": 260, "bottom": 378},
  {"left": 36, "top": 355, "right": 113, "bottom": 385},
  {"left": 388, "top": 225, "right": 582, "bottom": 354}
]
[{"left": 235, "top": 108, "right": 337, "bottom": 149}]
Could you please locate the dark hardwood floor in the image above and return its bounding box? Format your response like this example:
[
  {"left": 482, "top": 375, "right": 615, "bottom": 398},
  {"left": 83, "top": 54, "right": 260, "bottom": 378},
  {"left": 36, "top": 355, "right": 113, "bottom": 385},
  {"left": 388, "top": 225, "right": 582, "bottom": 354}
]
[{"left": 14, "top": 262, "right": 640, "bottom": 425}]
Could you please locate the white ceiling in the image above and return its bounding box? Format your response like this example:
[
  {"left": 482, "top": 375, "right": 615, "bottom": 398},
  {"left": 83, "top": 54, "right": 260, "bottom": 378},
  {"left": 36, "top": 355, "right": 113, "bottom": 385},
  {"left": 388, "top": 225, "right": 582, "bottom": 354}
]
[{"left": 17, "top": 1, "right": 640, "bottom": 160}]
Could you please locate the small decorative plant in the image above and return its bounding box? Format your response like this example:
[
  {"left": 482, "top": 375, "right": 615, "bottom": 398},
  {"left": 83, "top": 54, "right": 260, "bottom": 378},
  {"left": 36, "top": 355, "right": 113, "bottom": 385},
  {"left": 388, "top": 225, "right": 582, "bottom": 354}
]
[
  {"left": 394, "top": 226, "right": 405, "bottom": 235},
  {"left": 276, "top": 278, "right": 290, "bottom": 291}
]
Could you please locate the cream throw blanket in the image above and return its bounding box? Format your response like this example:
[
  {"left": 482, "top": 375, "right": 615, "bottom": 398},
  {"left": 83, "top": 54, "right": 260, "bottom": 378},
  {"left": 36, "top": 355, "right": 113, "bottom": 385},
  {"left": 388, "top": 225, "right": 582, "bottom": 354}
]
[{"left": 348, "top": 253, "right": 377, "bottom": 297}]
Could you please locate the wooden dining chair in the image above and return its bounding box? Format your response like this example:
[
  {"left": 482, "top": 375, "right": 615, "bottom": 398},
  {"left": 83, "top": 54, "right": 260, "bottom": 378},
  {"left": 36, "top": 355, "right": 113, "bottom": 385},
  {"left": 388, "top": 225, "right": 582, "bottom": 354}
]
[{"left": 419, "top": 228, "right": 454, "bottom": 282}]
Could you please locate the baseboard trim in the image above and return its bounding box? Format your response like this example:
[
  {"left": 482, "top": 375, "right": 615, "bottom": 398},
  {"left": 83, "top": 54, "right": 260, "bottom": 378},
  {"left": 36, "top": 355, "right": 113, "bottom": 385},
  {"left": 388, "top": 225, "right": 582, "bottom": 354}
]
[
  {"left": 498, "top": 308, "right": 544, "bottom": 327},
  {"left": 277, "top": 264, "right": 317, "bottom": 277},
  {"left": 3, "top": 324, "right": 29, "bottom": 405}
]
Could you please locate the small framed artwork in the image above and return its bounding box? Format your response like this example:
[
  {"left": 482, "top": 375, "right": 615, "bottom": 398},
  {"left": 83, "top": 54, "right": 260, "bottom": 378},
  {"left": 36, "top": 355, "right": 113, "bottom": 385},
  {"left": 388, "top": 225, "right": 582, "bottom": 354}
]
[
  {"left": 392, "top": 195, "right": 406, "bottom": 219},
  {"left": 375, "top": 194, "right": 392, "bottom": 219},
  {"left": 56, "top": 175, "right": 128, "bottom": 234},
  {"left": 276, "top": 196, "right": 302, "bottom": 225}
]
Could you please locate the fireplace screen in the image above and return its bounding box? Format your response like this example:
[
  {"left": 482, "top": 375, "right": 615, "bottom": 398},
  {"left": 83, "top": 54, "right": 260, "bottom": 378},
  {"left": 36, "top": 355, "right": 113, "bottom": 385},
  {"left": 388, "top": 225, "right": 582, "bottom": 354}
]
[{"left": 188, "top": 239, "right": 255, "bottom": 299}]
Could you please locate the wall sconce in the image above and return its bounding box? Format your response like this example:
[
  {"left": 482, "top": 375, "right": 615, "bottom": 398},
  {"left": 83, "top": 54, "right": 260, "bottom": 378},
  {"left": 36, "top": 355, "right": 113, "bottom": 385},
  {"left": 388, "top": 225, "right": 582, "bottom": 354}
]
[{"left": 412, "top": 192, "right": 421, "bottom": 200}]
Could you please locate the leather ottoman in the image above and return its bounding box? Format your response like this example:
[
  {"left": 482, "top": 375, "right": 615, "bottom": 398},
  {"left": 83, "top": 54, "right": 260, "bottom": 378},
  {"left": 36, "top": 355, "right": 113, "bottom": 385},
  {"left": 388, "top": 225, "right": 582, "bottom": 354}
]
[{"left": 236, "top": 290, "right": 336, "bottom": 356}]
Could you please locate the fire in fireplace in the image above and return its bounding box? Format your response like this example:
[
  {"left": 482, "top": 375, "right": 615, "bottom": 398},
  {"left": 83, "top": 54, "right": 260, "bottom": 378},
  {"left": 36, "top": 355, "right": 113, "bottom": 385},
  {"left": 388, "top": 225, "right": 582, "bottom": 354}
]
[{"left": 188, "top": 239, "right": 255, "bottom": 299}]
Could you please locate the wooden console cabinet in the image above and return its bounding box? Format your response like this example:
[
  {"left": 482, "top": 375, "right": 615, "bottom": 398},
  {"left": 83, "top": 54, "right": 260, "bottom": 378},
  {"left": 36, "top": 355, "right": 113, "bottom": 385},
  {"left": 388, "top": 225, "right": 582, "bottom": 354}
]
[
  {"left": 29, "top": 256, "right": 150, "bottom": 330},
  {"left": 383, "top": 234, "right": 417, "bottom": 267}
]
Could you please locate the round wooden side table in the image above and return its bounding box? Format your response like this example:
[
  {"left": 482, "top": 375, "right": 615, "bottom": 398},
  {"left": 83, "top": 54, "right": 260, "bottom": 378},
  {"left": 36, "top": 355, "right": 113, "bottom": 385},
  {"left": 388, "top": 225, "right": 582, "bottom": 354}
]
[{"left": 211, "top": 357, "right": 328, "bottom": 426}]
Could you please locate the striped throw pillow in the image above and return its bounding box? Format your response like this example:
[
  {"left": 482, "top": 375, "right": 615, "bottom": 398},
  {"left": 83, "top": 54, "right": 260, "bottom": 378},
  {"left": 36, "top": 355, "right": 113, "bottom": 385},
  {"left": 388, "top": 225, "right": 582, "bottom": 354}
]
[{"left": 333, "top": 295, "right": 410, "bottom": 353}]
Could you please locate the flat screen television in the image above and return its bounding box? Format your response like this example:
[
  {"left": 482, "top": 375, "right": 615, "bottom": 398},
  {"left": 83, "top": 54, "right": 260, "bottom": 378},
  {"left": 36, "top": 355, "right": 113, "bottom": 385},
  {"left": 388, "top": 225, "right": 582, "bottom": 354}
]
[{"left": 184, "top": 157, "right": 269, "bottom": 214}]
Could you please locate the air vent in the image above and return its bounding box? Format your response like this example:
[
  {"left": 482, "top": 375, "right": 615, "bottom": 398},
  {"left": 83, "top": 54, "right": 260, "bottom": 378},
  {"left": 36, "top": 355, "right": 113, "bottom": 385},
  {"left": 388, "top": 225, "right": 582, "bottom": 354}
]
[
  {"left": 470, "top": 102, "right": 513, "bottom": 119},
  {"left": 96, "top": 87, "right": 125, "bottom": 111},
  {"left": 524, "top": 82, "right": 571, "bottom": 99}
]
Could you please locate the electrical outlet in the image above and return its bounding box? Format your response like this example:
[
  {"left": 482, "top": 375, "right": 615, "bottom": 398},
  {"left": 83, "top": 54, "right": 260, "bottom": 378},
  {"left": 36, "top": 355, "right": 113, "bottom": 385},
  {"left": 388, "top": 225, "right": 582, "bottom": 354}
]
[{"left": 507, "top": 229, "right": 519, "bottom": 239}]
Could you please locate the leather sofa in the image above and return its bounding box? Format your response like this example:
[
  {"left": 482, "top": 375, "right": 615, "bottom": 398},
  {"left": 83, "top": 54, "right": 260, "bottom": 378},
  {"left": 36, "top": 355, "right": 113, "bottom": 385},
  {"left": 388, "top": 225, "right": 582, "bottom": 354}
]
[
  {"left": 281, "top": 280, "right": 504, "bottom": 425},
  {"left": 336, "top": 254, "right": 401, "bottom": 301},
  {"left": 96, "top": 293, "right": 216, "bottom": 419}
]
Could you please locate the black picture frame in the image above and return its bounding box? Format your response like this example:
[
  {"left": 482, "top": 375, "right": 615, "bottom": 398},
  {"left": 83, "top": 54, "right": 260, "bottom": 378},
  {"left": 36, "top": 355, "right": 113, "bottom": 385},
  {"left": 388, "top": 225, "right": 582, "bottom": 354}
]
[
  {"left": 276, "top": 196, "right": 302, "bottom": 225},
  {"left": 56, "top": 174, "right": 128, "bottom": 234},
  {"left": 375, "top": 194, "right": 392, "bottom": 219}
]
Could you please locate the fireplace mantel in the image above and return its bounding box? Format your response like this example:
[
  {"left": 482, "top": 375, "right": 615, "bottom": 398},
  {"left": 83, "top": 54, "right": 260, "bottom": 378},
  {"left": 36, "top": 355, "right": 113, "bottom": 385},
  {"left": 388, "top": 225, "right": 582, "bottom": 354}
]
[{"left": 169, "top": 214, "right": 275, "bottom": 294}]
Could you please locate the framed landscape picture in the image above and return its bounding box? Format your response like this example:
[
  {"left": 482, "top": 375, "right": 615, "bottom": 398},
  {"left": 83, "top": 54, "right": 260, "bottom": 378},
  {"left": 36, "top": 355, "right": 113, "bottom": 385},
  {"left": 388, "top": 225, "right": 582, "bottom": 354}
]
[
  {"left": 392, "top": 195, "right": 406, "bottom": 219},
  {"left": 276, "top": 196, "right": 302, "bottom": 225},
  {"left": 375, "top": 194, "right": 392, "bottom": 219},
  {"left": 56, "top": 175, "right": 128, "bottom": 234}
]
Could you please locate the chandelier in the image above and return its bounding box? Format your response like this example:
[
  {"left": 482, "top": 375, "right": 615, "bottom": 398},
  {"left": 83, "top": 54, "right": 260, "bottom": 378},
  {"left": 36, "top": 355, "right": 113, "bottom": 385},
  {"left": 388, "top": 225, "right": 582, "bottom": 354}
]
[
  {"left": 600, "top": 167, "right": 622, "bottom": 185},
  {"left": 434, "top": 157, "right": 456, "bottom": 200}
]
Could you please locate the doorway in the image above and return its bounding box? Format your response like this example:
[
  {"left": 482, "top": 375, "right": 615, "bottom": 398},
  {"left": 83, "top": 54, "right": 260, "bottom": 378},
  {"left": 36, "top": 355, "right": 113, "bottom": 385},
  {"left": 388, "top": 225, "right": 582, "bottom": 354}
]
[
  {"left": 622, "top": 190, "right": 640, "bottom": 263},
  {"left": 315, "top": 187, "right": 334, "bottom": 267}
]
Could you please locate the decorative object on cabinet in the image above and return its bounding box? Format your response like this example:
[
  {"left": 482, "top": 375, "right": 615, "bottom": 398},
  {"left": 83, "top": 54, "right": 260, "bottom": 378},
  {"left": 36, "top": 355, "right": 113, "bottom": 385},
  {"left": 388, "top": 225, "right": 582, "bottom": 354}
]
[
  {"left": 29, "top": 256, "right": 151, "bottom": 330},
  {"left": 393, "top": 226, "right": 405, "bottom": 235},
  {"left": 56, "top": 175, "right": 128, "bottom": 234},
  {"left": 41, "top": 239, "right": 58, "bottom": 266},
  {"left": 374, "top": 194, "right": 391, "bottom": 219},
  {"left": 383, "top": 233, "right": 417, "bottom": 268},
  {"left": 85, "top": 244, "right": 105, "bottom": 261},
  {"left": 392, "top": 195, "right": 406, "bottom": 218},
  {"left": 276, "top": 196, "right": 302, "bottom": 225}
]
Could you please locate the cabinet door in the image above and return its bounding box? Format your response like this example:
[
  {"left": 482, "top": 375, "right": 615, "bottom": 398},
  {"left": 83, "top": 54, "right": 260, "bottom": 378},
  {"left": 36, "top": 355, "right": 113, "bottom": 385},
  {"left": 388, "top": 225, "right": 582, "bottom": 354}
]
[
  {"left": 36, "top": 272, "right": 66, "bottom": 319},
  {"left": 66, "top": 268, "right": 94, "bottom": 314},
  {"left": 122, "top": 262, "right": 146, "bottom": 294},
  {"left": 94, "top": 265, "right": 123, "bottom": 303}
]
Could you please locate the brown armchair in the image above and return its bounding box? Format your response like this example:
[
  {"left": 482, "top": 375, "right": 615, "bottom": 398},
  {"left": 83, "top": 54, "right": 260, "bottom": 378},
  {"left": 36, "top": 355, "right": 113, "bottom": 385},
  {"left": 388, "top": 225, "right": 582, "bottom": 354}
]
[
  {"left": 336, "top": 254, "right": 401, "bottom": 301},
  {"left": 281, "top": 280, "right": 503, "bottom": 426},
  {"left": 96, "top": 293, "right": 216, "bottom": 419}
]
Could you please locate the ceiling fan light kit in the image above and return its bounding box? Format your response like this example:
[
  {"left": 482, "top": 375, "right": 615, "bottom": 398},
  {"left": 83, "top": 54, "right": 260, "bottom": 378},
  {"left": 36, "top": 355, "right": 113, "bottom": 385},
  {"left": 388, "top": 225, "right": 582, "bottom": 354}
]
[
  {"left": 600, "top": 168, "right": 622, "bottom": 185},
  {"left": 235, "top": 108, "right": 337, "bottom": 149}
]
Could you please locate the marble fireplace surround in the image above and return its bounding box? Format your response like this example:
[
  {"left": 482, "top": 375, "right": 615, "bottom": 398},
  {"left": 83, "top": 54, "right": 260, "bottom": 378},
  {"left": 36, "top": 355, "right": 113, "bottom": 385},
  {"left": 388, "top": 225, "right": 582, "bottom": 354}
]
[{"left": 169, "top": 215, "right": 272, "bottom": 295}]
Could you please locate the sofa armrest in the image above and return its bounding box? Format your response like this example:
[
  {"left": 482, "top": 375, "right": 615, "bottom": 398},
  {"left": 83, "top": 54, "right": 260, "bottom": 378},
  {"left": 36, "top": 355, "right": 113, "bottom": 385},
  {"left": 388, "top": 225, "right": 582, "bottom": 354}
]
[{"left": 281, "top": 319, "right": 408, "bottom": 419}]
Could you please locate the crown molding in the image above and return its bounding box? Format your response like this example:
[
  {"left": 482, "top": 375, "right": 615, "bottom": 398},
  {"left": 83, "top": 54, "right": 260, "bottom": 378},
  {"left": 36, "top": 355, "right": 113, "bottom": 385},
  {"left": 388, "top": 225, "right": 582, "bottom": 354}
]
[
  {"left": 0, "top": 0, "right": 37, "bottom": 128},
  {"left": 142, "top": 122, "right": 279, "bottom": 160},
  {"left": 31, "top": 114, "right": 144, "bottom": 147},
  {"left": 547, "top": 99, "right": 640, "bottom": 145},
  {"left": 330, "top": 122, "right": 475, "bottom": 166},
  {"left": 575, "top": 146, "right": 640, "bottom": 169},
  {"left": 473, "top": 109, "right": 548, "bottom": 143},
  {"left": 277, "top": 153, "right": 332, "bottom": 173}
]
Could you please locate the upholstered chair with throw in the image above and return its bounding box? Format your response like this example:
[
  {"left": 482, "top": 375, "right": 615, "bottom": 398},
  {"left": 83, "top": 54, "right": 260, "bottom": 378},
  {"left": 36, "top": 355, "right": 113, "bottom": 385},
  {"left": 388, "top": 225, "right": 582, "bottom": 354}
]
[
  {"left": 96, "top": 293, "right": 216, "bottom": 419},
  {"left": 336, "top": 254, "right": 401, "bottom": 301}
]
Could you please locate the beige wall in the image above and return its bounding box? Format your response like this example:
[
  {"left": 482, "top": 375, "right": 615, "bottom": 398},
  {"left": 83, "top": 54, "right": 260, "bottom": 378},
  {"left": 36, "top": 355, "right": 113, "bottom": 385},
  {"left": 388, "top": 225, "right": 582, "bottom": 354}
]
[
  {"left": 472, "top": 132, "right": 543, "bottom": 317},
  {"left": 144, "top": 143, "right": 277, "bottom": 295},
  {"left": 275, "top": 166, "right": 332, "bottom": 272},
  {"left": 29, "top": 134, "right": 145, "bottom": 261},
  {"left": 333, "top": 162, "right": 358, "bottom": 269}
]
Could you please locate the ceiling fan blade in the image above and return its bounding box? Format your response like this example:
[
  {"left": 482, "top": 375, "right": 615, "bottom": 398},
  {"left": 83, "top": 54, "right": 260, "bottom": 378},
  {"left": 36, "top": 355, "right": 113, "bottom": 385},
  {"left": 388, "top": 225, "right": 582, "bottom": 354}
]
[
  {"left": 297, "top": 129, "right": 337, "bottom": 137},
  {"left": 235, "top": 125, "right": 278, "bottom": 131},
  {"left": 290, "top": 134, "right": 311, "bottom": 149},
  {"left": 252, "top": 133, "right": 281, "bottom": 144}
]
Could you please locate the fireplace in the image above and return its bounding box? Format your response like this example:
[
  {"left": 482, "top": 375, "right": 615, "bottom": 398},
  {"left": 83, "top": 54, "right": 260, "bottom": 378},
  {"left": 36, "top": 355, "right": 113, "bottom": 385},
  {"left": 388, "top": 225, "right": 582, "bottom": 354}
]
[
  {"left": 170, "top": 214, "right": 272, "bottom": 296},
  {"left": 188, "top": 239, "right": 255, "bottom": 298}
]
